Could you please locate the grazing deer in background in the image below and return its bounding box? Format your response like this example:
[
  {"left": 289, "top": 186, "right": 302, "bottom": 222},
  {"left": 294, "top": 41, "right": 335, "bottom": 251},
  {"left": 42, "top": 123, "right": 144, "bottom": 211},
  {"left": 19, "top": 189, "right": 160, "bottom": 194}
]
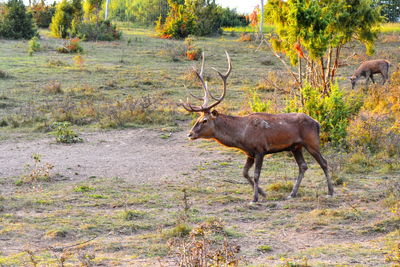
[
  {"left": 179, "top": 52, "right": 334, "bottom": 203},
  {"left": 350, "top": 59, "right": 390, "bottom": 89}
]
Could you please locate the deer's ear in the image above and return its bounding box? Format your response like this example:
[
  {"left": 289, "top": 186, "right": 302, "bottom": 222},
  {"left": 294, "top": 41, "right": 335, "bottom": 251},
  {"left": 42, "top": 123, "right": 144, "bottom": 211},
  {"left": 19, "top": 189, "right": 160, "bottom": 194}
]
[{"left": 211, "top": 110, "right": 219, "bottom": 117}]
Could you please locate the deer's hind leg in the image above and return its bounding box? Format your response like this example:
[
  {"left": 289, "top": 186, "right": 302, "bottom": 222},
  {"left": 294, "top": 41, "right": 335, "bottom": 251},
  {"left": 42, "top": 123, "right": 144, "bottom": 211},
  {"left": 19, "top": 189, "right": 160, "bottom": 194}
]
[
  {"left": 288, "top": 148, "right": 308, "bottom": 199},
  {"left": 304, "top": 145, "right": 334, "bottom": 196},
  {"left": 243, "top": 156, "right": 266, "bottom": 198}
]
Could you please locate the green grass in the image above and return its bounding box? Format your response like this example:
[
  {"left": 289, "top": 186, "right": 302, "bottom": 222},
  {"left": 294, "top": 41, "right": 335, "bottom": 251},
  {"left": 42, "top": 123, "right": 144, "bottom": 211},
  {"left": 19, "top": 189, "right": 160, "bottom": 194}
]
[
  {"left": 222, "top": 24, "right": 276, "bottom": 33},
  {"left": 381, "top": 22, "right": 400, "bottom": 33}
]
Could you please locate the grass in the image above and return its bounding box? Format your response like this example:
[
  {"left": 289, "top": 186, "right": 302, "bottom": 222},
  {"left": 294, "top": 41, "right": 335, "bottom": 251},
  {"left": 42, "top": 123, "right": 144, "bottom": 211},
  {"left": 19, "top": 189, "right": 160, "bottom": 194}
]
[{"left": 0, "top": 149, "right": 398, "bottom": 265}]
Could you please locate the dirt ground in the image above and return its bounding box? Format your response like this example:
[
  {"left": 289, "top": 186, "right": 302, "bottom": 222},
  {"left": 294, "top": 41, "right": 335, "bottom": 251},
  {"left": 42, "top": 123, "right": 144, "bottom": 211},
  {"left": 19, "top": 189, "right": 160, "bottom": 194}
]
[{"left": 0, "top": 128, "right": 222, "bottom": 184}]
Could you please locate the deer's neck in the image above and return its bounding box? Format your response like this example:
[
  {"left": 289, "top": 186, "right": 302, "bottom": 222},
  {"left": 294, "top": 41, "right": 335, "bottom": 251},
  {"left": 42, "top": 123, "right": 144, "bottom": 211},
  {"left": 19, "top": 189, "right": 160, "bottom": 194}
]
[{"left": 212, "top": 114, "right": 247, "bottom": 150}]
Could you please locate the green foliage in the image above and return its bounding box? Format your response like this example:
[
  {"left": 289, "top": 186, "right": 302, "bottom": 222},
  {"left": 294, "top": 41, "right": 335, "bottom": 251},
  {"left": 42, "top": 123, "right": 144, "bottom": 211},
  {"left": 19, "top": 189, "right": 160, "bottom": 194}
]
[
  {"left": 108, "top": 0, "right": 169, "bottom": 25},
  {"left": 28, "top": 36, "right": 41, "bottom": 56},
  {"left": 74, "top": 185, "right": 93, "bottom": 192},
  {"left": 157, "top": 0, "right": 226, "bottom": 38},
  {"left": 50, "top": 121, "right": 83, "bottom": 143},
  {"left": 265, "top": 0, "right": 383, "bottom": 92},
  {"left": 285, "top": 83, "right": 361, "bottom": 146},
  {"left": 0, "top": 0, "right": 38, "bottom": 39},
  {"left": 50, "top": 0, "right": 83, "bottom": 38},
  {"left": 29, "top": 0, "right": 56, "bottom": 28},
  {"left": 57, "top": 37, "right": 83, "bottom": 53},
  {"left": 83, "top": 0, "right": 103, "bottom": 22},
  {"left": 248, "top": 89, "right": 272, "bottom": 113},
  {"left": 75, "top": 20, "right": 121, "bottom": 41}
]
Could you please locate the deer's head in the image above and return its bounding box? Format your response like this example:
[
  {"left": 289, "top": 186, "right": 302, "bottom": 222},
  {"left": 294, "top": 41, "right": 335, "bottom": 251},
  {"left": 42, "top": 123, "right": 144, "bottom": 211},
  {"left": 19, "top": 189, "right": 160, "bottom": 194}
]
[{"left": 179, "top": 51, "right": 231, "bottom": 140}]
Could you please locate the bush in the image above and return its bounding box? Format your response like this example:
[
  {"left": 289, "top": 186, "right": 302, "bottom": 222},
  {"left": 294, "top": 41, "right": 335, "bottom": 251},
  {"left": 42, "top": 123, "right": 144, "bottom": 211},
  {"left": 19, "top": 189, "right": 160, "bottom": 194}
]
[
  {"left": 285, "top": 83, "right": 362, "bottom": 146},
  {"left": 248, "top": 89, "right": 273, "bottom": 113},
  {"left": 57, "top": 37, "right": 83, "bottom": 53},
  {"left": 50, "top": 121, "right": 83, "bottom": 143},
  {"left": 28, "top": 36, "right": 40, "bottom": 56},
  {"left": 156, "top": 0, "right": 224, "bottom": 39},
  {"left": 0, "top": 0, "right": 38, "bottom": 39},
  {"left": 29, "top": 0, "right": 56, "bottom": 28},
  {"left": 75, "top": 20, "right": 121, "bottom": 41},
  {"left": 347, "top": 69, "right": 400, "bottom": 155},
  {"left": 49, "top": 0, "right": 83, "bottom": 38}
]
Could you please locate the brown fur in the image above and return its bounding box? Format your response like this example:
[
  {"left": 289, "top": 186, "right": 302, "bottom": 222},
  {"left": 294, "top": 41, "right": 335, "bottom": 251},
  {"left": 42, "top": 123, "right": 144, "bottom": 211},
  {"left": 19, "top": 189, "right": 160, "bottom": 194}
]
[
  {"left": 350, "top": 59, "right": 390, "bottom": 89},
  {"left": 188, "top": 111, "right": 334, "bottom": 202}
]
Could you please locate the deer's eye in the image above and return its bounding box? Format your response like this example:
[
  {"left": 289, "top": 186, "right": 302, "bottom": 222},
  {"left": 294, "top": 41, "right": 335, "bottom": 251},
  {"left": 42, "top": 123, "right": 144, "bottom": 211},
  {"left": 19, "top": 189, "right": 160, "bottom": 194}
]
[{"left": 203, "top": 118, "right": 208, "bottom": 124}]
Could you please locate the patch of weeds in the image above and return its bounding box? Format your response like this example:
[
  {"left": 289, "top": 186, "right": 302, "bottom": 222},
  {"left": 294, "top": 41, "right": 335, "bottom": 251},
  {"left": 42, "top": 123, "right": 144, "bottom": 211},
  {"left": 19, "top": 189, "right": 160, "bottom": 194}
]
[
  {"left": 48, "top": 59, "right": 68, "bottom": 67},
  {"left": 267, "top": 181, "right": 293, "bottom": 193},
  {"left": 18, "top": 154, "right": 54, "bottom": 185},
  {"left": 121, "top": 210, "right": 147, "bottom": 221},
  {"left": 167, "top": 218, "right": 241, "bottom": 266},
  {"left": 163, "top": 223, "right": 191, "bottom": 238},
  {"left": 50, "top": 121, "right": 83, "bottom": 143},
  {"left": 74, "top": 185, "right": 93, "bottom": 192},
  {"left": 362, "top": 217, "right": 400, "bottom": 234},
  {"left": 57, "top": 38, "right": 83, "bottom": 53},
  {"left": 88, "top": 194, "right": 107, "bottom": 199},
  {"left": 0, "top": 69, "right": 11, "bottom": 79},
  {"left": 344, "top": 151, "right": 376, "bottom": 173},
  {"left": 43, "top": 80, "right": 63, "bottom": 94},
  {"left": 44, "top": 228, "right": 69, "bottom": 239},
  {"left": 257, "top": 245, "right": 273, "bottom": 253}
]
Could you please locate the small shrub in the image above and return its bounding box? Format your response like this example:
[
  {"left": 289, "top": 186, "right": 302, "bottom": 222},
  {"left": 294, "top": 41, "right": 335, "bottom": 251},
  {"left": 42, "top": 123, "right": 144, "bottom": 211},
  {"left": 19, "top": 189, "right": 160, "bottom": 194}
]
[
  {"left": 28, "top": 36, "right": 40, "bottom": 56},
  {"left": 186, "top": 46, "right": 202, "bottom": 61},
  {"left": 74, "top": 185, "right": 93, "bottom": 192},
  {"left": 43, "top": 80, "right": 62, "bottom": 94},
  {"left": 285, "top": 83, "right": 361, "bottom": 146},
  {"left": 257, "top": 245, "right": 273, "bottom": 253},
  {"left": 122, "top": 210, "right": 146, "bottom": 221},
  {"left": 164, "top": 223, "right": 191, "bottom": 238},
  {"left": 0, "top": 70, "right": 10, "bottom": 79},
  {"left": 73, "top": 54, "right": 84, "bottom": 68},
  {"left": 45, "top": 229, "right": 68, "bottom": 239},
  {"left": 167, "top": 219, "right": 241, "bottom": 266},
  {"left": 20, "top": 153, "right": 54, "bottom": 184},
  {"left": 57, "top": 37, "right": 83, "bottom": 53},
  {"left": 248, "top": 89, "right": 273, "bottom": 113},
  {"left": 75, "top": 20, "right": 121, "bottom": 41},
  {"left": 238, "top": 33, "right": 253, "bottom": 42},
  {"left": 50, "top": 121, "right": 83, "bottom": 143},
  {"left": 266, "top": 181, "right": 293, "bottom": 193}
]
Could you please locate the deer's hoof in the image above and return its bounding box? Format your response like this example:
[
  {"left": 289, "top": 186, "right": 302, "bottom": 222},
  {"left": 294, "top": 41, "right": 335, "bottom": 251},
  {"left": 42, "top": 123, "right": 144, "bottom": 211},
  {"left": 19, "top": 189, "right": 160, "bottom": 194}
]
[{"left": 248, "top": 201, "right": 259, "bottom": 205}]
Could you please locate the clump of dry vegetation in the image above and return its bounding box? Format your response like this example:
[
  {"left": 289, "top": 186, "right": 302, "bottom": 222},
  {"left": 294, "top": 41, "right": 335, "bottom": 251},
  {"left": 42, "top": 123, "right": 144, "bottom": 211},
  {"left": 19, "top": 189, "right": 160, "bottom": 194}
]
[{"left": 17, "top": 154, "right": 54, "bottom": 185}]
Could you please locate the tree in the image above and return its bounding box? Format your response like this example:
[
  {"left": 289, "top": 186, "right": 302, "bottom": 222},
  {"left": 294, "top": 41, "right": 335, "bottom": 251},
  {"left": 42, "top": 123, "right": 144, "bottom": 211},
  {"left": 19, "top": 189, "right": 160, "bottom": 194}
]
[
  {"left": 50, "top": 0, "right": 83, "bottom": 38},
  {"left": 265, "top": 0, "right": 383, "bottom": 95},
  {"left": 377, "top": 0, "right": 400, "bottom": 22},
  {"left": 0, "top": 0, "right": 38, "bottom": 39}
]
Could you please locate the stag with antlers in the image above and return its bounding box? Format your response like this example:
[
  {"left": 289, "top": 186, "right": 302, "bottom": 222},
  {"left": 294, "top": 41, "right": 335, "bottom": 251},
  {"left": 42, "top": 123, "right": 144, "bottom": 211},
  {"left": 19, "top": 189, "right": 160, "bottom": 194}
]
[{"left": 179, "top": 52, "right": 334, "bottom": 203}]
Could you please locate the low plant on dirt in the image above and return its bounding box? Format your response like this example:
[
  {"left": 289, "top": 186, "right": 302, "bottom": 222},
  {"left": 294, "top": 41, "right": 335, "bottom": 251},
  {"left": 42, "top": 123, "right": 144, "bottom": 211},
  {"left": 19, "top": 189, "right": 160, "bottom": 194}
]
[
  {"left": 18, "top": 153, "right": 54, "bottom": 185},
  {"left": 73, "top": 54, "right": 84, "bottom": 68},
  {"left": 167, "top": 218, "right": 241, "bottom": 267},
  {"left": 57, "top": 38, "right": 83, "bottom": 54},
  {"left": 50, "top": 121, "right": 83, "bottom": 143},
  {"left": 0, "top": 69, "right": 10, "bottom": 79},
  {"left": 43, "top": 80, "right": 62, "bottom": 94},
  {"left": 28, "top": 36, "right": 40, "bottom": 56}
]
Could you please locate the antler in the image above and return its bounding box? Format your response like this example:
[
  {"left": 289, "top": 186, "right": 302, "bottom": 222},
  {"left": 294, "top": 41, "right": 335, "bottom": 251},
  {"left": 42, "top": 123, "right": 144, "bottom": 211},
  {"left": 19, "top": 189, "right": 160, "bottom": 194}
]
[{"left": 179, "top": 51, "right": 232, "bottom": 113}]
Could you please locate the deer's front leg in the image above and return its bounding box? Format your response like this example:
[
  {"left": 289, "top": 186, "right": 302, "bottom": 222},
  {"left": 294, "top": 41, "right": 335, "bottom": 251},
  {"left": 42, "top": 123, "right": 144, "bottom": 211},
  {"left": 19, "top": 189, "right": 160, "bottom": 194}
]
[
  {"left": 243, "top": 156, "right": 266, "bottom": 198},
  {"left": 252, "top": 154, "right": 264, "bottom": 203}
]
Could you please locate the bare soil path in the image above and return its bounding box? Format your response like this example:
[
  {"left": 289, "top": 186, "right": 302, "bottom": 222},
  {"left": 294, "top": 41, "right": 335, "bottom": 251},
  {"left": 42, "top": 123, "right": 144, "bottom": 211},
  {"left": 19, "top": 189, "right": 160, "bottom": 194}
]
[{"left": 0, "top": 128, "right": 219, "bottom": 183}]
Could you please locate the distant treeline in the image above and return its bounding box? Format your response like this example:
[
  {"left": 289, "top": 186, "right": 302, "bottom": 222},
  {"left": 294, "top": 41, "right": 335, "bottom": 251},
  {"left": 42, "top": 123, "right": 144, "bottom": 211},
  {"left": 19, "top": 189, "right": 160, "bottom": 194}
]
[{"left": 107, "top": 0, "right": 248, "bottom": 27}]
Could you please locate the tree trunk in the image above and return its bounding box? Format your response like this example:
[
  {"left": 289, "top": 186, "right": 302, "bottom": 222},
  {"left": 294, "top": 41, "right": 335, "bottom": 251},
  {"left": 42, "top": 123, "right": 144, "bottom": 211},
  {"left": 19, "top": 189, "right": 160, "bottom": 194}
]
[{"left": 259, "top": 0, "right": 264, "bottom": 40}]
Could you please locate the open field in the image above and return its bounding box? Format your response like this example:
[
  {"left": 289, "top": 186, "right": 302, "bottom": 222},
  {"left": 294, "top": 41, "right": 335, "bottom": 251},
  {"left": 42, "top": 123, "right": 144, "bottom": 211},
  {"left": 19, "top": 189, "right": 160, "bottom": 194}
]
[{"left": 0, "top": 24, "right": 399, "bottom": 266}]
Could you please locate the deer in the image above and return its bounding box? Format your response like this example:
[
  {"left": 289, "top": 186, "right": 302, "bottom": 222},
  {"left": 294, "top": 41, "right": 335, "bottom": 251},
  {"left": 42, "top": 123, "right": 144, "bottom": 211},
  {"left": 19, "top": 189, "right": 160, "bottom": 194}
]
[
  {"left": 179, "top": 51, "right": 334, "bottom": 203},
  {"left": 349, "top": 59, "right": 390, "bottom": 89}
]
